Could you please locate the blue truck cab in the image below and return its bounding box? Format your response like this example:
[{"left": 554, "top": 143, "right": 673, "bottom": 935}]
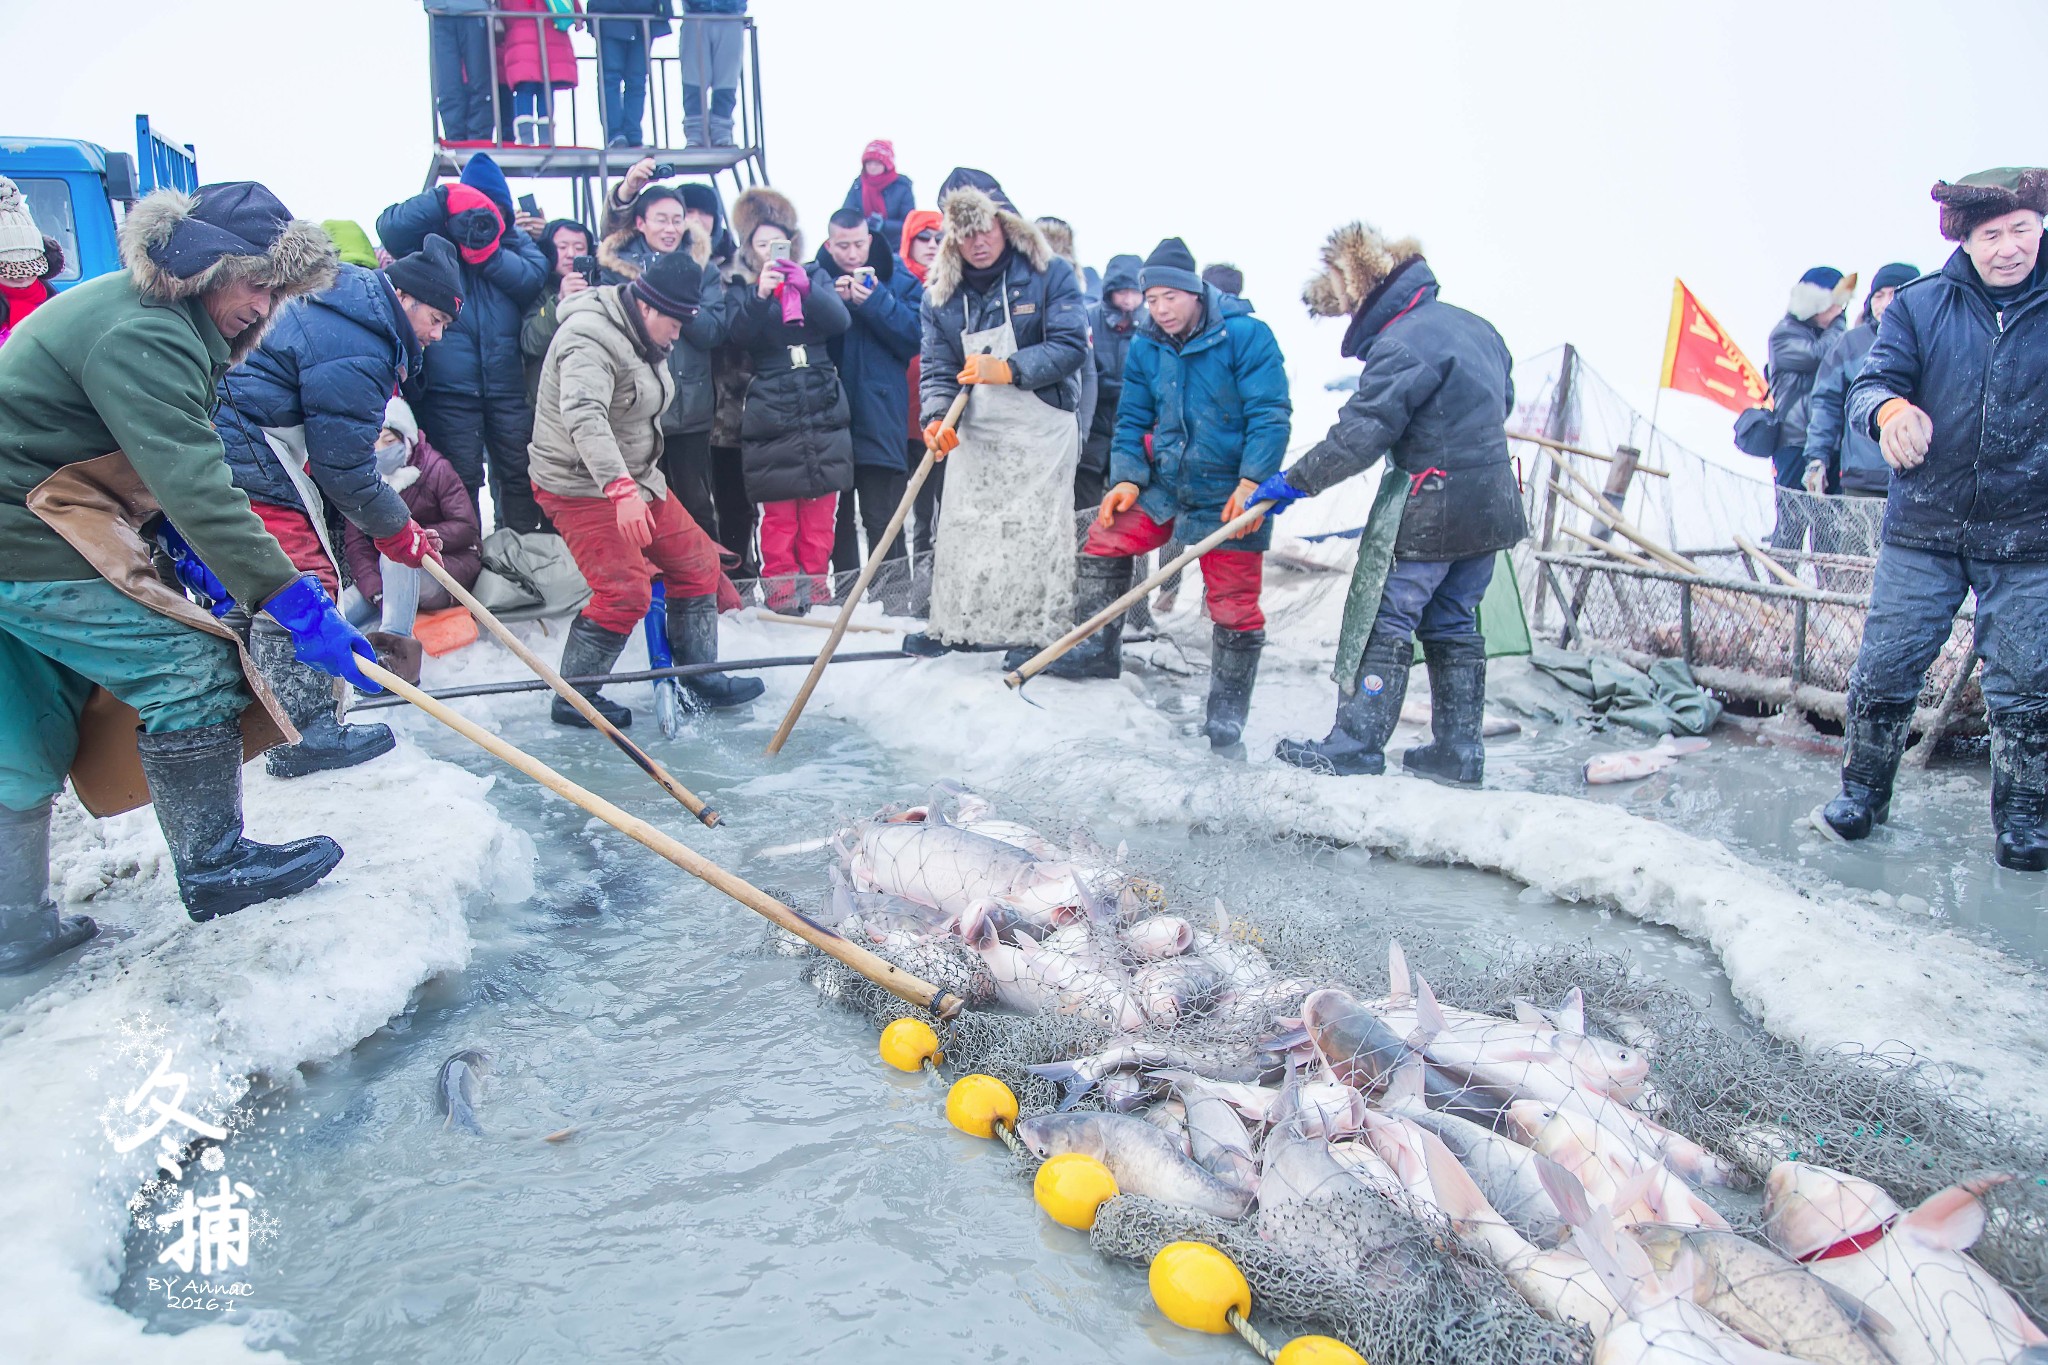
[{"left": 0, "top": 116, "right": 198, "bottom": 288}]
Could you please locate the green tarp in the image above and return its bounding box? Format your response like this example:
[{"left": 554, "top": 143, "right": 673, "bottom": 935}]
[{"left": 1528, "top": 644, "right": 1723, "bottom": 736}]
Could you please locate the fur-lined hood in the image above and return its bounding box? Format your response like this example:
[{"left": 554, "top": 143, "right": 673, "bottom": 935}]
[
  {"left": 926, "top": 187, "right": 1052, "bottom": 307},
  {"left": 1036, "top": 217, "right": 1079, "bottom": 273},
  {"left": 119, "top": 189, "right": 336, "bottom": 306},
  {"left": 729, "top": 186, "right": 801, "bottom": 280},
  {"left": 598, "top": 220, "right": 713, "bottom": 282},
  {"left": 1303, "top": 221, "right": 1424, "bottom": 319}
]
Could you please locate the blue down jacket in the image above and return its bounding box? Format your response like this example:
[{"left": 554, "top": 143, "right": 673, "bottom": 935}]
[
  {"left": 376, "top": 185, "right": 548, "bottom": 403},
  {"left": 216, "top": 264, "right": 419, "bottom": 537},
  {"left": 815, "top": 235, "right": 922, "bottom": 471}
]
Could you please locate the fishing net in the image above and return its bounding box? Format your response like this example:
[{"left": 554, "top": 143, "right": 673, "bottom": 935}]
[{"left": 783, "top": 783, "right": 2047, "bottom": 1364}]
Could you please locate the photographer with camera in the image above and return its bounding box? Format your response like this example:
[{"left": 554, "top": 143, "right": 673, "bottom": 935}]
[{"left": 521, "top": 218, "right": 596, "bottom": 402}]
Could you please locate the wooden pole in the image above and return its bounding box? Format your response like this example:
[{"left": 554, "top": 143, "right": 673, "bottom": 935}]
[
  {"left": 1559, "top": 524, "right": 1656, "bottom": 569},
  {"left": 1549, "top": 462, "right": 1703, "bottom": 574},
  {"left": 1566, "top": 443, "right": 1645, "bottom": 624},
  {"left": 1904, "top": 647, "right": 1980, "bottom": 771},
  {"left": 419, "top": 555, "right": 720, "bottom": 827},
  {"left": 356, "top": 657, "right": 966, "bottom": 1018},
  {"left": 765, "top": 387, "right": 970, "bottom": 756},
  {"left": 1004, "top": 500, "right": 1276, "bottom": 688},
  {"left": 1732, "top": 533, "right": 1804, "bottom": 591},
  {"left": 1507, "top": 430, "right": 1671, "bottom": 478},
  {"left": 752, "top": 611, "right": 896, "bottom": 635}
]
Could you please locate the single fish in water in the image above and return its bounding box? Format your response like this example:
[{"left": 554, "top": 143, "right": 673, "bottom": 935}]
[
  {"left": 1015, "top": 1112, "right": 1253, "bottom": 1219},
  {"left": 1582, "top": 734, "right": 1710, "bottom": 786},
  {"left": 437, "top": 1049, "right": 490, "bottom": 1135}
]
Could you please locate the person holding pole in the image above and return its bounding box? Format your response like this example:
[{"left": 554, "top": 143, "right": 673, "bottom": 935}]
[
  {"left": 1022, "top": 237, "right": 1290, "bottom": 752},
  {"left": 1268, "top": 222, "right": 1524, "bottom": 783},
  {"left": 528, "top": 250, "right": 763, "bottom": 727}
]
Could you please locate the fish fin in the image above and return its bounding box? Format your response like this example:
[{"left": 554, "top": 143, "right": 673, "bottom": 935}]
[
  {"left": 1383, "top": 1055, "right": 1427, "bottom": 1110},
  {"left": 1420, "top": 1126, "right": 1497, "bottom": 1225},
  {"left": 1413, "top": 975, "right": 1448, "bottom": 1047},
  {"left": 1554, "top": 987, "right": 1587, "bottom": 1036},
  {"left": 1536, "top": 1155, "right": 1594, "bottom": 1230},
  {"left": 1077, "top": 878, "right": 1114, "bottom": 925},
  {"left": 1512, "top": 998, "right": 1548, "bottom": 1029},
  {"left": 1900, "top": 1177, "right": 2001, "bottom": 1251},
  {"left": 1114, "top": 839, "right": 1129, "bottom": 863},
  {"left": 1610, "top": 1168, "right": 1659, "bottom": 1222},
  {"left": 1023, "top": 1060, "right": 1098, "bottom": 1111},
  {"left": 1388, "top": 939, "right": 1412, "bottom": 1005},
  {"left": 1567, "top": 1225, "right": 1643, "bottom": 1309}
]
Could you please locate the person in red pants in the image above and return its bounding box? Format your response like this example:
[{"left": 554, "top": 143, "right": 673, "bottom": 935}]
[{"left": 528, "top": 250, "right": 763, "bottom": 726}]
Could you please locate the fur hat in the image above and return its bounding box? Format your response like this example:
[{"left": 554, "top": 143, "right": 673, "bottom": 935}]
[
  {"left": 1931, "top": 167, "right": 2048, "bottom": 243},
  {"left": 118, "top": 183, "right": 337, "bottom": 308},
  {"left": 0, "top": 176, "right": 46, "bottom": 266},
  {"left": 1788, "top": 266, "right": 1855, "bottom": 322},
  {"left": 1303, "top": 222, "right": 1424, "bottom": 318},
  {"left": 1036, "top": 216, "right": 1077, "bottom": 267},
  {"left": 731, "top": 186, "right": 801, "bottom": 276},
  {"left": 926, "top": 186, "right": 1051, "bottom": 306},
  {"left": 677, "top": 182, "right": 722, "bottom": 224},
  {"left": 939, "top": 167, "right": 1017, "bottom": 214}
]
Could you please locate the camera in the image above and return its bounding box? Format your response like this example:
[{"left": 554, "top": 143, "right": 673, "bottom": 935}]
[
  {"left": 650, "top": 163, "right": 678, "bottom": 180},
  {"left": 571, "top": 254, "right": 600, "bottom": 285}
]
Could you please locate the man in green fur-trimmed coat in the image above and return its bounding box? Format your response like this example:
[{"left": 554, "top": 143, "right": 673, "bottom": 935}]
[{"left": 0, "top": 182, "right": 381, "bottom": 973}]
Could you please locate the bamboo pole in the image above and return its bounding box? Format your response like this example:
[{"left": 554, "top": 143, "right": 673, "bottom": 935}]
[
  {"left": 753, "top": 611, "right": 896, "bottom": 635},
  {"left": 1560, "top": 524, "right": 1656, "bottom": 569},
  {"left": 1905, "top": 647, "right": 1980, "bottom": 771},
  {"left": 356, "top": 657, "right": 966, "bottom": 1018},
  {"left": 1507, "top": 429, "right": 1672, "bottom": 478},
  {"left": 1005, "top": 500, "right": 1276, "bottom": 688},
  {"left": 419, "top": 555, "right": 720, "bottom": 827},
  {"left": 1549, "top": 468, "right": 1703, "bottom": 575},
  {"left": 1732, "top": 533, "right": 1805, "bottom": 591},
  {"left": 765, "top": 386, "right": 970, "bottom": 755}
]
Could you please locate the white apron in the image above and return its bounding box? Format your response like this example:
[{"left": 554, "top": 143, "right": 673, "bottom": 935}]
[{"left": 926, "top": 289, "right": 1079, "bottom": 645}]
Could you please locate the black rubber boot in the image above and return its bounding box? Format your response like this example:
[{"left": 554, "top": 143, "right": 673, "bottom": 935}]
[
  {"left": 1403, "top": 636, "right": 1488, "bottom": 784},
  {"left": 1204, "top": 625, "right": 1265, "bottom": 750},
  {"left": 136, "top": 720, "right": 344, "bottom": 923},
  {"left": 1275, "top": 628, "right": 1412, "bottom": 775},
  {"left": 552, "top": 615, "right": 633, "bottom": 728},
  {"left": 1003, "top": 554, "right": 1135, "bottom": 679},
  {"left": 1816, "top": 698, "right": 1913, "bottom": 841},
  {"left": 670, "top": 593, "right": 765, "bottom": 710},
  {"left": 1991, "top": 709, "right": 2048, "bottom": 872},
  {"left": 251, "top": 621, "right": 395, "bottom": 779},
  {"left": 0, "top": 800, "right": 96, "bottom": 974}
]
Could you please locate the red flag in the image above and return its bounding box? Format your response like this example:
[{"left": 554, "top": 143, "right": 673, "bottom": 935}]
[{"left": 1659, "top": 279, "right": 1768, "bottom": 414}]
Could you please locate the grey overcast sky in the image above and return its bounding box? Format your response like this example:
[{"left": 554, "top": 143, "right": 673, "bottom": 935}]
[{"left": 11, "top": 0, "right": 2042, "bottom": 457}]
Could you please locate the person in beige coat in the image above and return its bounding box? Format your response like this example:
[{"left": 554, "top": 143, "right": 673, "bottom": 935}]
[{"left": 528, "top": 251, "right": 762, "bottom": 727}]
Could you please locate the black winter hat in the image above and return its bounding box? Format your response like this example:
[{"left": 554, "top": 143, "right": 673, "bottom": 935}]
[
  {"left": 384, "top": 234, "right": 465, "bottom": 318},
  {"left": 1202, "top": 262, "right": 1244, "bottom": 297},
  {"left": 677, "top": 183, "right": 721, "bottom": 223},
  {"left": 1139, "top": 237, "right": 1203, "bottom": 295},
  {"left": 1868, "top": 262, "right": 1920, "bottom": 296},
  {"left": 629, "top": 249, "right": 702, "bottom": 320},
  {"left": 1100, "top": 253, "right": 1142, "bottom": 297},
  {"left": 145, "top": 181, "right": 295, "bottom": 280}
]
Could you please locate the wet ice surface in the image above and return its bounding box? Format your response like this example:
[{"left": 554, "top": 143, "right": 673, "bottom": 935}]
[{"left": 107, "top": 680, "right": 1742, "bottom": 1363}]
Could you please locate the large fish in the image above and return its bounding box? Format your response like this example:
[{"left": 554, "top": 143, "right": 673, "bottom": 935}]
[
  {"left": 1379, "top": 1061, "right": 1568, "bottom": 1244},
  {"left": 1763, "top": 1162, "right": 2048, "bottom": 1365},
  {"left": 1514, "top": 1088, "right": 1747, "bottom": 1190},
  {"left": 1015, "top": 1112, "right": 1253, "bottom": 1219},
  {"left": 970, "top": 935, "right": 1146, "bottom": 1031},
  {"left": 1124, "top": 916, "right": 1194, "bottom": 962},
  {"left": 1582, "top": 735, "right": 1711, "bottom": 786},
  {"left": 1256, "top": 1125, "right": 1415, "bottom": 1272},
  {"left": 1505, "top": 1100, "right": 1729, "bottom": 1231},
  {"left": 1183, "top": 1094, "right": 1259, "bottom": 1192},
  {"left": 1299, "top": 987, "right": 1512, "bottom": 1123},
  {"left": 850, "top": 815, "right": 1095, "bottom": 926},
  {"left": 437, "top": 1049, "right": 490, "bottom": 1136},
  {"left": 1394, "top": 977, "right": 1645, "bottom": 1104},
  {"left": 1630, "top": 1224, "right": 1893, "bottom": 1365},
  {"left": 1132, "top": 955, "right": 1225, "bottom": 1027}
]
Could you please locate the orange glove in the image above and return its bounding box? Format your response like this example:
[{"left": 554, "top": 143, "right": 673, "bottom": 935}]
[
  {"left": 603, "top": 476, "right": 655, "bottom": 550},
  {"left": 1221, "top": 478, "right": 1265, "bottom": 538},
  {"left": 957, "top": 354, "right": 1012, "bottom": 386},
  {"left": 923, "top": 419, "right": 962, "bottom": 460},
  {"left": 1098, "top": 481, "right": 1141, "bottom": 527}
]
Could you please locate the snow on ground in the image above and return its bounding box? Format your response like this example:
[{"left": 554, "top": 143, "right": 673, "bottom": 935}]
[{"left": 5, "top": 746, "right": 529, "bottom": 1365}]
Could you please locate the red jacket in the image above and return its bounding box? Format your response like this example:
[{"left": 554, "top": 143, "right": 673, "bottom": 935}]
[
  {"left": 343, "top": 439, "right": 483, "bottom": 605},
  {"left": 498, "top": 0, "right": 581, "bottom": 88}
]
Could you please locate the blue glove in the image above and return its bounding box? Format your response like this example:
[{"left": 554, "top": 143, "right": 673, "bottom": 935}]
[
  {"left": 1251, "top": 471, "right": 1310, "bottom": 515},
  {"left": 155, "top": 521, "right": 235, "bottom": 617},
  {"left": 261, "top": 575, "right": 383, "bottom": 694}
]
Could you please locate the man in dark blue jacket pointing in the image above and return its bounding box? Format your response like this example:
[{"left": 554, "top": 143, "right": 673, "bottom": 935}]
[{"left": 1821, "top": 167, "right": 2048, "bottom": 871}]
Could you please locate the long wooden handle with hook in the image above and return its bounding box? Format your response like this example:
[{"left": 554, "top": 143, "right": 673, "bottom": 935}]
[
  {"left": 357, "top": 656, "right": 965, "bottom": 1018},
  {"left": 765, "top": 386, "right": 970, "bottom": 755},
  {"left": 1003, "top": 499, "right": 1276, "bottom": 689},
  {"left": 417, "top": 555, "right": 720, "bottom": 827}
]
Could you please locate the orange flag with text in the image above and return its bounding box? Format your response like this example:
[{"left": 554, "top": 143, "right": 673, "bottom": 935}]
[{"left": 1659, "top": 279, "right": 1768, "bottom": 413}]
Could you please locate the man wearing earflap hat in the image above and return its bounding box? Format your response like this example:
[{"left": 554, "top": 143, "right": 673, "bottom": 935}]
[
  {"left": 1820, "top": 167, "right": 2048, "bottom": 871},
  {"left": 528, "top": 249, "right": 763, "bottom": 729},
  {"left": 0, "top": 181, "right": 374, "bottom": 968}
]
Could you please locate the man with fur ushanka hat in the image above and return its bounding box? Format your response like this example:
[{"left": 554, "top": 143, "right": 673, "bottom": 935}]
[
  {"left": 1260, "top": 221, "right": 1524, "bottom": 784},
  {"left": 0, "top": 181, "right": 374, "bottom": 965},
  {"left": 1820, "top": 167, "right": 2048, "bottom": 871},
  {"left": 906, "top": 181, "right": 1089, "bottom": 653}
]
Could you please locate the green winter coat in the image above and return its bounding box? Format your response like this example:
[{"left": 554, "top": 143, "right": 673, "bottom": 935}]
[{"left": 0, "top": 271, "right": 300, "bottom": 608}]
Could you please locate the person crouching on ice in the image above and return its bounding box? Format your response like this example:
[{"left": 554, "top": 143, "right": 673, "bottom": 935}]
[
  {"left": 1019, "top": 237, "right": 1291, "bottom": 752},
  {"left": 528, "top": 249, "right": 763, "bottom": 727},
  {"left": 1262, "top": 222, "right": 1524, "bottom": 783}
]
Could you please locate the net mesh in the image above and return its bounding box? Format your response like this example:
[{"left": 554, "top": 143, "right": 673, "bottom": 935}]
[{"left": 785, "top": 787, "right": 2047, "bottom": 1363}]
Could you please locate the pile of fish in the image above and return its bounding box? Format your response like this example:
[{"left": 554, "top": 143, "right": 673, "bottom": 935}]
[{"left": 796, "top": 794, "right": 2046, "bottom": 1364}]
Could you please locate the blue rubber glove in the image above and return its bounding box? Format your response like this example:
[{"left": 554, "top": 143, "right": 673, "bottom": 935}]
[
  {"left": 261, "top": 575, "right": 383, "bottom": 694},
  {"left": 154, "top": 521, "right": 235, "bottom": 617},
  {"left": 1251, "top": 471, "right": 1309, "bottom": 515}
]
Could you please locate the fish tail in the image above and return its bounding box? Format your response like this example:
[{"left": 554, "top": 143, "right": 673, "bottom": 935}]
[{"left": 1023, "top": 1061, "right": 1098, "bottom": 1110}]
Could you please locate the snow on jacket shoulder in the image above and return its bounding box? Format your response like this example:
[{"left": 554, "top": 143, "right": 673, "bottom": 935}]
[
  {"left": 217, "top": 264, "right": 419, "bottom": 539},
  {"left": 1849, "top": 248, "right": 2048, "bottom": 561},
  {"left": 527, "top": 286, "right": 676, "bottom": 500},
  {"left": 1108, "top": 286, "right": 1290, "bottom": 551},
  {"left": 377, "top": 188, "right": 548, "bottom": 403}
]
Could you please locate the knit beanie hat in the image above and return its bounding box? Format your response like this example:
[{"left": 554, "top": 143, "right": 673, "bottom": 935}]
[
  {"left": 629, "top": 249, "right": 703, "bottom": 320},
  {"left": 1788, "top": 266, "right": 1854, "bottom": 321},
  {"left": 677, "top": 183, "right": 721, "bottom": 222},
  {"left": 1931, "top": 167, "right": 2048, "bottom": 242},
  {"left": 1868, "top": 262, "right": 1920, "bottom": 296},
  {"left": 381, "top": 395, "right": 420, "bottom": 447},
  {"left": 458, "top": 153, "right": 515, "bottom": 217},
  {"left": 1140, "top": 237, "right": 1203, "bottom": 295},
  {"left": 0, "top": 177, "right": 47, "bottom": 271},
  {"left": 862, "top": 139, "right": 896, "bottom": 174},
  {"left": 385, "top": 234, "right": 465, "bottom": 317},
  {"left": 1202, "top": 262, "right": 1244, "bottom": 297}
]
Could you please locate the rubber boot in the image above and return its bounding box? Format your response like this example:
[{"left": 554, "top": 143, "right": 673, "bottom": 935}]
[
  {"left": 552, "top": 615, "right": 633, "bottom": 729},
  {"left": 1204, "top": 625, "right": 1264, "bottom": 750},
  {"left": 136, "top": 720, "right": 344, "bottom": 923},
  {"left": 1275, "top": 628, "right": 1412, "bottom": 775},
  {"left": 0, "top": 800, "right": 96, "bottom": 974},
  {"left": 251, "top": 622, "right": 395, "bottom": 779},
  {"left": 1002, "top": 554, "right": 1134, "bottom": 678},
  {"left": 366, "top": 631, "right": 422, "bottom": 687},
  {"left": 671, "top": 593, "right": 765, "bottom": 710},
  {"left": 1816, "top": 698, "right": 1913, "bottom": 841},
  {"left": 1403, "top": 636, "right": 1488, "bottom": 784},
  {"left": 1991, "top": 709, "right": 2048, "bottom": 872}
]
